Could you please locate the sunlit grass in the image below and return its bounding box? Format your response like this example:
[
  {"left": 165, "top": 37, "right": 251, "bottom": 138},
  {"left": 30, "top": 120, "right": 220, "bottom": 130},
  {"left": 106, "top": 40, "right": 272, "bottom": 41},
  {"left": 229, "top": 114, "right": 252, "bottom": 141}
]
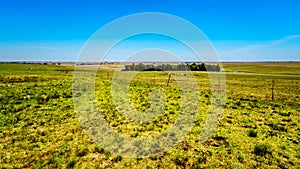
[{"left": 0, "top": 63, "right": 299, "bottom": 168}]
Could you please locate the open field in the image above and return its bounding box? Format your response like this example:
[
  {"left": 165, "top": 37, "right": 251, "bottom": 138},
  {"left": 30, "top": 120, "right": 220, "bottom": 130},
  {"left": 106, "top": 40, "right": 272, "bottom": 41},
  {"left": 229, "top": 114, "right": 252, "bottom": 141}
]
[
  {"left": 223, "top": 62, "right": 300, "bottom": 75},
  {"left": 0, "top": 62, "right": 299, "bottom": 168}
]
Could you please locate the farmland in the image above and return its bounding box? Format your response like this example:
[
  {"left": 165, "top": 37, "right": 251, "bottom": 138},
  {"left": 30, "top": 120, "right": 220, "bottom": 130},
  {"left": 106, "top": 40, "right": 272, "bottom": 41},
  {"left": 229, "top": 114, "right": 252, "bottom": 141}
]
[{"left": 0, "top": 62, "right": 299, "bottom": 168}]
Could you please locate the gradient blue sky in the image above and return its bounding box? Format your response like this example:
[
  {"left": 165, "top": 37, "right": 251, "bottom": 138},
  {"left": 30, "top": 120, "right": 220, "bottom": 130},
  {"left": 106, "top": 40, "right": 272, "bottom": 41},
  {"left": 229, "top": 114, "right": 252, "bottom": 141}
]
[{"left": 0, "top": 0, "right": 300, "bottom": 61}]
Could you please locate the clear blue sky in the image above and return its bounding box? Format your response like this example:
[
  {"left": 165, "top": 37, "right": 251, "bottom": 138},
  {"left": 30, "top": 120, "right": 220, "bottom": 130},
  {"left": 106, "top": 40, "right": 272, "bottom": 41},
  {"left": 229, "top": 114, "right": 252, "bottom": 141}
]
[{"left": 0, "top": 0, "right": 300, "bottom": 61}]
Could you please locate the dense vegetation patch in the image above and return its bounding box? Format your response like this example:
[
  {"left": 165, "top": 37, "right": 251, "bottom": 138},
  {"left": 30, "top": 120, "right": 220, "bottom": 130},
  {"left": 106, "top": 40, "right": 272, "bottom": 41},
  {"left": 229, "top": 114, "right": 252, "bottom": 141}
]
[{"left": 122, "top": 63, "right": 221, "bottom": 72}]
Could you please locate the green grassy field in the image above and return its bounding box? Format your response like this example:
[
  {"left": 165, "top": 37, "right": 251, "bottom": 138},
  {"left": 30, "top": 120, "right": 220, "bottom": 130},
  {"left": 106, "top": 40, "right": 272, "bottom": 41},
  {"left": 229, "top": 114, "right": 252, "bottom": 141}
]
[
  {"left": 0, "top": 62, "right": 299, "bottom": 168},
  {"left": 223, "top": 62, "right": 300, "bottom": 75}
]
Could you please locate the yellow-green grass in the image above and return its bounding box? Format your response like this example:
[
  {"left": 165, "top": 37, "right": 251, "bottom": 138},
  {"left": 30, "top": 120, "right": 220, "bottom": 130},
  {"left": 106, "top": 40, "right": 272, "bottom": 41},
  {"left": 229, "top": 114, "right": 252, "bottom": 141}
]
[
  {"left": 223, "top": 62, "right": 300, "bottom": 75},
  {"left": 0, "top": 63, "right": 299, "bottom": 168}
]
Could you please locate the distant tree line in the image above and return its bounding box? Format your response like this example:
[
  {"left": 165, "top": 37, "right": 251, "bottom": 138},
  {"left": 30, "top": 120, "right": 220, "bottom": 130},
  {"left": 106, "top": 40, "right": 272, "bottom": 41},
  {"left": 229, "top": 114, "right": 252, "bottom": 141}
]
[
  {"left": 122, "top": 63, "right": 221, "bottom": 72},
  {"left": 0, "top": 62, "right": 61, "bottom": 65}
]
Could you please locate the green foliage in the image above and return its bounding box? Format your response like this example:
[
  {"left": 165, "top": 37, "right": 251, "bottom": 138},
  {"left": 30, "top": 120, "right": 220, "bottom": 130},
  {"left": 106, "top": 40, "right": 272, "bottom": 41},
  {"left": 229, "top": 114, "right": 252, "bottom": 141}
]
[
  {"left": 237, "top": 153, "right": 244, "bottom": 162},
  {"left": 254, "top": 143, "right": 272, "bottom": 156},
  {"left": 67, "top": 158, "right": 77, "bottom": 169},
  {"left": 122, "top": 62, "right": 221, "bottom": 72},
  {"left": 247, "top": 129, "right": 258, "bottom": 137}
]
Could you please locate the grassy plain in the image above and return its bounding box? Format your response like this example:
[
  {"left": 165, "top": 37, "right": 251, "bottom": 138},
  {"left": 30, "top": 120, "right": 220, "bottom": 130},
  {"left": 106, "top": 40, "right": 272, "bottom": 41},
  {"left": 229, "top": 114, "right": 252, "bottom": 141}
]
[{"left": 0, "top": 62, "right": 299, "bottom": 168}]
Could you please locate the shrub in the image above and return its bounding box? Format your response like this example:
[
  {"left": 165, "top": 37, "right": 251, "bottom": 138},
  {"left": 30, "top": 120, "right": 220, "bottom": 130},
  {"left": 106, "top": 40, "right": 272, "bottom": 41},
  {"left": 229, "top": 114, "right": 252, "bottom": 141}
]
[
  {"left": 131, "top": 132, "right": 138, "bottom": 137},
  {"left": 113, "top": 155, "right": 123, "bottom": 162},
  {"left": 247, "top": 129, "right": 258, "bottom": 137},
  {"left": 173, "top": 154, "right": 188, "bottom": 166},
  {"left": 67, "top": 158, "right": 77, "bottom": 168},
  {"left": 254, "top": 143, "right": 272, "bottom": 156},
  {"left": 94, "top": 145, "right": 105, "bottom": 153},
  {"left": 237, "top": 153, "right": 244, "bottom": 162}
]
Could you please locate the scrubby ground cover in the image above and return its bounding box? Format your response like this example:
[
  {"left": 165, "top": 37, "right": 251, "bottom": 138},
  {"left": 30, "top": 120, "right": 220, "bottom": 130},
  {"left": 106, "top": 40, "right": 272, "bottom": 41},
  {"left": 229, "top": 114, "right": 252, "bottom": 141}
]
[{"left": 0, "top": 63, "right": 299, "bottom": 168}]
